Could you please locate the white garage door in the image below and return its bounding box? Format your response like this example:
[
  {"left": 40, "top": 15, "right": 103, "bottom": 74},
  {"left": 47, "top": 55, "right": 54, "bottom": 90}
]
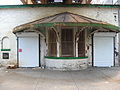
[
  {"left": 19, "top": 36, "right": 39, "bottom": 67},
  {"left": 93, "top": 36, "right": 114, "bottom": 67}
]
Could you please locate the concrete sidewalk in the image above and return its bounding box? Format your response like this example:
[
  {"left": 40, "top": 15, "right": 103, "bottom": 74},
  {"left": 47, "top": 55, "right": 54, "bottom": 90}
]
[{"left": 0, "top": 67, "right": 120, "bottom": 90}]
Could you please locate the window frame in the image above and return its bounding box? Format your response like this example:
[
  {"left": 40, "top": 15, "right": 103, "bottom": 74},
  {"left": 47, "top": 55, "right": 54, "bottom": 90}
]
[
  {"left": 60, "top": 27, "right": 75, "bottom": 57},
  {"left": 77, "top": 30, "right": 85, "bottom": 57},
  {"left": 47, "top": 29, "right": 57, "bottom": 57}
]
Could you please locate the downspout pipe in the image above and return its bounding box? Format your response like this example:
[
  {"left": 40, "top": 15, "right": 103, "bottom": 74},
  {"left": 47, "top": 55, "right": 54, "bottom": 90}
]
[
  {"left": 14, "top": 33, "right": 19, "bottom": 68},
  {"left": 118, "top": 10, "right": 120, "bottom": 66}
]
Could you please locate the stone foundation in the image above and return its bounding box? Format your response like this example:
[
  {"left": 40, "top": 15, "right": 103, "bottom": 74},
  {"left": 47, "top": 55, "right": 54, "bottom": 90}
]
[
  {"left": 45, "top": 57, "right": 88, "bottom": 71},
  {"left": 0, "top": 60, "right": 17, "bottom": 68}
]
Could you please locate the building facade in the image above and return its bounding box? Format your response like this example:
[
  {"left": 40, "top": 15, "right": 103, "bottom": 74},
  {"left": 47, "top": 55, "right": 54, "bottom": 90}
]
[{"left": 0, "top": 4, "right": 120, "bottom": 70}]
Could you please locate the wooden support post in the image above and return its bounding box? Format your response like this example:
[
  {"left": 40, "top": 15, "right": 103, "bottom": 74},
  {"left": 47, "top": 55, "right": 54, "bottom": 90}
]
[
  {"left": 57, "top": 42, "right": 60, "bottom": 57},
  {"left": 86, "top": 0, "right": 92, "bottom": 4},
  {"left": 31, "top": 0, "right": 37, "bottom": 4},
  {"left": 27, "top": 0, "right": 34, "bottom": 4},
  {"left": 81, "top": 0, "right": 87, "bottom": 4},
  {"left": 21, "top": 0, "right": 27, "bottom": 4},
  {"left": 51, "top": 27, "right": 60, "bottom": 57},
  {"left": 76, "top": 39, "right": 78, "bottom": 57},
  {"left": 41, "top": 0, "right": 44, "bottom": 4}
]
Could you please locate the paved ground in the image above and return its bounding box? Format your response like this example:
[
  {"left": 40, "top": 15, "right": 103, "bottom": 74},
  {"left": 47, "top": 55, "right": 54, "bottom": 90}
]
[{"left": 0, "top": 67, "right": 120, "bottom": 90}]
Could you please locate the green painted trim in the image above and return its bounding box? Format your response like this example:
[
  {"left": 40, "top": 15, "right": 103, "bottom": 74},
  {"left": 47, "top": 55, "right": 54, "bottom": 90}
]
[
  {"left": 34, "top": 22, "right": 120, "bottom": 31},
  {"left": 0, "top": 4, "right": 120, "bottom": 9},
  {"left": 1, "top": 49, "right": 11, "bottom": 51},
  {"left": 45, "top": 56, "right": 88, "bottom": 59}
]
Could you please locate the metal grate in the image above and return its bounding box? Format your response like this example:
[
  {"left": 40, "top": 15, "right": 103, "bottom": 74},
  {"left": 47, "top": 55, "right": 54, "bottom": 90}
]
[
  {"left": 78, "top": 30, "right": 85, "bottom": 57},
  {"left": 48, "top": 29, "right": 57, "bottom": 57},
  {"left": 61, "top": 29, "right": 74, "bottom": 57}
]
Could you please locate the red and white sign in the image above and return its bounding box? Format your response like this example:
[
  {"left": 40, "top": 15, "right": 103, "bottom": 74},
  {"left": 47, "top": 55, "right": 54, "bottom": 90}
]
[{"left": 18, "top": 49, "right": 22, "bottom": 52}]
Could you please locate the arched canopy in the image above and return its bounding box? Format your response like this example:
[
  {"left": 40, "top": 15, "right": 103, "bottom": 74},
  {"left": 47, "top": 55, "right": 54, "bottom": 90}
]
[{"left": 13, "top": 12, "right": 120, "bottom": 33}]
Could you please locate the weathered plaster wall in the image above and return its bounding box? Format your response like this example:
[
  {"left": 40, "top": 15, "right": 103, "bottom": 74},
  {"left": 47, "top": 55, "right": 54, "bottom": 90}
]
[{"left": 0, "top": 7, "right": 119, "bottom": 67}]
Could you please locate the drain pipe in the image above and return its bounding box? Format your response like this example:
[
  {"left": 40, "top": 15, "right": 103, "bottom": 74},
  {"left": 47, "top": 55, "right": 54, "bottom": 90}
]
[
  {"left": 14, "top": 33, "right": 19, "bottom": 68},
  {"left": 118, "top": 10, "right": 120, "bottom": 66}
]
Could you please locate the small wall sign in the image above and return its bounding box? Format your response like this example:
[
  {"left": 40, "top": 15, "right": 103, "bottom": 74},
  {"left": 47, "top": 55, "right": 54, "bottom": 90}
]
[
  {"left": 18, "top": 49, "right": 22, "bottom": 52},
  {"left": 3, "top": 53, "right": 9, "bottom": 59}
]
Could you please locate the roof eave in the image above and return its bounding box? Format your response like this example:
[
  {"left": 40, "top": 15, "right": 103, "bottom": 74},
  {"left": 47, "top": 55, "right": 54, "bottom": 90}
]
[
  {"left": 13, "top": 22, "right": 120, "bottom": 33},
  {"left": 1, "top": 4, "right": 120, "bottom": 9}
]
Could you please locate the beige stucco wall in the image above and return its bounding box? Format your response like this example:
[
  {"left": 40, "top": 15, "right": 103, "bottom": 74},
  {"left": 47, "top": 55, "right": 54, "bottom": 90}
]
[{"left": 0, "top": 6, "right": 119, "bottom": 67}]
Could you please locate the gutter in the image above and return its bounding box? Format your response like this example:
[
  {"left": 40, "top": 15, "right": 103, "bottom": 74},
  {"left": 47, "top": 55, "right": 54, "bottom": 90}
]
[{"left": 0, "top": 4, "right": 120, "bottom": 9}]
